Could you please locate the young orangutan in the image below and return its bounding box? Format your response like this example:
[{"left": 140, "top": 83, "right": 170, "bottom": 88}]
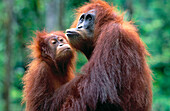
[{"left": 22, "top": 31, "right": 75, "bottom": 111}]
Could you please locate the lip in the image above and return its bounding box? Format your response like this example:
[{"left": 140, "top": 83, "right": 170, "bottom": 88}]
[
  {"left": 66, "top": 31, "right": 79, "bottom": 37},
  {"left": 60, "top": 48, "right": 71, "bottom": 52},
  {"left": 66, "top": 29, "right": 80, "bottom": 38},
  {"left": 66, "top": 30, "right": 77, "bottom": 34},
  {"left": 57, "top": 44, "right": 71, "bottom": 54},
  {"left": 57, "top": 48, "right": 71, "bottom": 55}
]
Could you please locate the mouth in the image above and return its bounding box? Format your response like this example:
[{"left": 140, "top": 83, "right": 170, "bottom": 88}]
[
  {"left": 57, "top": 44, "right": 72, "bottom": 55},
  {"left": 66, "top": 29, "right": 80, "bottom": 38},
  {"left": 55, "top": 47, "right": 73, "bottom": 60},
  {"left": 60, "top": 47, "right": 71, "bottom": 53}
]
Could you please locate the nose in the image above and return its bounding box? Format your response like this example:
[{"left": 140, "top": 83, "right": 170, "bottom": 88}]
[
  {"left": 78, "top": 25, "right": 83, "bottom": 29},
  {"left": 59, "top": 43, "right": 63, "bottom": 47}
]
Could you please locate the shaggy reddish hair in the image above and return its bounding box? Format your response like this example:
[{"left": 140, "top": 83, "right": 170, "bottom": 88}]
[
  {"left": 41, "top": 0, "right": 153, "bottom": 111},
  {"left": 22, "top": 31, "right": 75, "bottom": 111},
  {"left": 23, "top": 0, "right": 152, "bottom": 110},
  {"left": 46, "top": 1, "right": 153, "bottom": 110}
]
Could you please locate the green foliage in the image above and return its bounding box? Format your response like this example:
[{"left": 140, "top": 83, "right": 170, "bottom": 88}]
[
  {"left": 0, "top": 0, "right": 169, "bottom": 111},
  {"left": 76, "top": 52, "right": 88, "bottom": 72}
]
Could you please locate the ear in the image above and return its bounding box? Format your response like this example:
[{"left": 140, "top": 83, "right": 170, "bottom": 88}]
[
  {"left": 35, "top": 31, "right": 47, "bottom": 44},
  {"left": 28, "top": 31, "right": 48, "bottom": 59}
]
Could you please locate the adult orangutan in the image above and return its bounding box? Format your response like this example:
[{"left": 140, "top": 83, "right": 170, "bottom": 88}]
[
  {"left": 50, "top": 0, "right": 152, "bottom": 111},
  {"left": 22, "top": 31, "right": 75, "bottom": 111}
]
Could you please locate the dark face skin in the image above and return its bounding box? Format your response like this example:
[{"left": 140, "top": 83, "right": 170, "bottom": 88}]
[
  {"left": 66, "top": 10, "right": 96, "bottom": 59},
  {"left": 42, "top": 35, "right": 73, "bottom": 62}
]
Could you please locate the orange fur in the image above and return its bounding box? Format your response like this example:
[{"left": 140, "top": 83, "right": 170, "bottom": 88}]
[
  {"left": 22, "top": 0, "right": 152, "bottom": 110},
  {"left": 48, "top": 1, "right": 152, "bottom": 111},
  {"left": 23, "top": 31, "right": 75, "bottom": 111}
]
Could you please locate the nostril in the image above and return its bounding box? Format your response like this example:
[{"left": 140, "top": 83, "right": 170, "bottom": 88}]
[
  {"left": 78, "top": 26, "right": 83, "bottom": 29},
  {"left": 59, "top": 44, "right": 63, "bottom": 46}
]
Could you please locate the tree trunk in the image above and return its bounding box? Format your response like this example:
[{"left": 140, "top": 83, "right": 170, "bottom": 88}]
[
  {"left": 59, "top": 0, "right": 64, "bottom": 30},
  {"left": 123, "top": 0, "right": 133, "bottom": 20},
  {"left": 45, "top": 0, "right": 64, "bottom": 32},
  {"left": 3, "top": 0, "right": 13, "bottom": 110}
]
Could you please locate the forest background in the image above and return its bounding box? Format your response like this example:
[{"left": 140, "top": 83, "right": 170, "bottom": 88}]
[{"left": 0, "top": 0, "right": 169, "bottom": 111}]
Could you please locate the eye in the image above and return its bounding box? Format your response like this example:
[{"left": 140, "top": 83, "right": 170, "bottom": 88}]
[
  {"left": 58, "top": 37, "right": 66, "bottom": 43},
  {"left": 86, "top": 14, "right": 92, "bottom": 21},
  {"left": 51, "top": 39, "right": 57, "bottom": 44},
  {"left": 80, "top": 17, "right": 84, "bottom": 21},
  {"left": 79, "top": 14, "right": 84, "bottom": 23}
]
